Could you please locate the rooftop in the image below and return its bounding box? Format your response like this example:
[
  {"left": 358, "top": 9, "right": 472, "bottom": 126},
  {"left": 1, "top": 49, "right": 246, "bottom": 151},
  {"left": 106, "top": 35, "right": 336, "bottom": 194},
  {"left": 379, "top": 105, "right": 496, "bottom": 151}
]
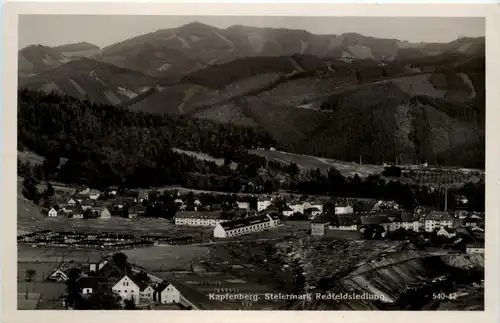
[
  {"left": 220, "top": 215, "right": 273, "bottom": 231},
  {"left": 176, "top": 211, "right": 223, "bottom": 220}
]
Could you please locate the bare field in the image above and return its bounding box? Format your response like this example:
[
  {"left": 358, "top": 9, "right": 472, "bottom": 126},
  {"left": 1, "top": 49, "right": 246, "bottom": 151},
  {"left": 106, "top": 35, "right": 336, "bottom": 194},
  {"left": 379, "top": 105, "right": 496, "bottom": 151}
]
[
  {"left": 123, "top": 245, "right": 211, "bottom": 272},
  {"left": 172, "top": 147, "right": 238, "bottom": 170},
  {"left": 18, "top": 244, "right": 108, "bottom": 263},
  {"left": 249, "top": 149, "right": 383, "bottom": 177},
  {"left": 17, "top": 261, "right": 60, "bottom": 281}
]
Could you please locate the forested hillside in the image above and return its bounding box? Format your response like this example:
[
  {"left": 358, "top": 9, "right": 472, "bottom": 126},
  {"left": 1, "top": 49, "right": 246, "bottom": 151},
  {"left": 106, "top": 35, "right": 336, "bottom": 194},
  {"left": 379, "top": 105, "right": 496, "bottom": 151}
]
[{"left": 17, "top": 89, "right": 275, "bottom": 189}]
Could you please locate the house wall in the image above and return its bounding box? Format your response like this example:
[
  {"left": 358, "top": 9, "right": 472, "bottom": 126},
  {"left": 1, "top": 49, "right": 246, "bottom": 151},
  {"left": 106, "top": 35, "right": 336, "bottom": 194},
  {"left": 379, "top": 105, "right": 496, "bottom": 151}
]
[
  {"left": 257, "top": 200, "right": 271, "bottom": 212},
  {"left": 425, "top": 220, "right": 452, "bottom": 232},
  {"left": 101, "top": 209, "right": 111, "bottom": 219},
  {"left": 82, "top": 288, "right": 93, "bottom": 295},
  {"left": 140, "top": 286, "right": 154, "bottom": 300},
  {"left": 237, "top": 202, "right": 250, "bottom": 210},
  {"left": 335, "top": 206, "right": 354, "bottom": 215},
  {"left": 175, "top": 217, "right": 226, "bottom": 227},
  {"left": 289, "top": 204, "right": 305, "bottom": 214},
  {"left": 112, "top": 276, "right": 140, "bottom": 304},
  {"left": 159, "top": 285, "right": 180, "bottom": 304},
  {"left": 213, "top": 224, "right": 226, "bottom": 238},
  {"left": 330, "top": 224, "right": 358, "bottom": 231},
  {"left": 466, "top": 247, "right": 485, "bottom": 254},
  {"left": 311, "top": 223, "right": 326, "bottom": 236},
  {"left": 48, "top": 209, "right": 58, "bottom": 217}
]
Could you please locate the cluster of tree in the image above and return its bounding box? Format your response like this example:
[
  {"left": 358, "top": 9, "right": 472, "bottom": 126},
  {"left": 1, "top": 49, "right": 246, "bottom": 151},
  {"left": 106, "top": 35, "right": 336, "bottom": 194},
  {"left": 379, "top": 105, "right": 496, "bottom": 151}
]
[
  {"left": 288, "top": 169, "right": 484, "bottom": 212},
  {"left": 18, "top": 89, "right": 276, "bottom": 189}
]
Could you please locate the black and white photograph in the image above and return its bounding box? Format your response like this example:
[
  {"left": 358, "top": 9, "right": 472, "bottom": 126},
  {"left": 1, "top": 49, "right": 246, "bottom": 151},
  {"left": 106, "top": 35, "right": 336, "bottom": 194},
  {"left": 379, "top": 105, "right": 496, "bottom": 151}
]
[{"left": 5, "top": 2, "right": 496, "bottom": 317}]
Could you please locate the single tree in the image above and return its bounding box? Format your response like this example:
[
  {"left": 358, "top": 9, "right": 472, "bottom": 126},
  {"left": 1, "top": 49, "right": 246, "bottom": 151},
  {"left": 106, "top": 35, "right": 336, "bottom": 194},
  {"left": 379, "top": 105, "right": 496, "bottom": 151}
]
[{"left": 25, "top": 269, "right": 37, "bottom": 282}]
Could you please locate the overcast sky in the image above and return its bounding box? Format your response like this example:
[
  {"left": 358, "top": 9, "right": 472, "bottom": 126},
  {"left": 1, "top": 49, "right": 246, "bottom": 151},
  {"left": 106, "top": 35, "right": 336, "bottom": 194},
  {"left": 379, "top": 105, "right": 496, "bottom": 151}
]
[{"left": 18, "top": 15, "right": 485, "bottom": 49}]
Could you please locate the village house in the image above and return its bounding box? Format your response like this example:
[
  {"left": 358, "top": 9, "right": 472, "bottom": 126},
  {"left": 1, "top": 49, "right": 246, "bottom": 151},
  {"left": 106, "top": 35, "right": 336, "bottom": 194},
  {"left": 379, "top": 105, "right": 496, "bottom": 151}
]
[
  {"left": 48, "top": 207, "right": 59, "bottom": 217},
  {"left": 153, "top": 281, "right": 181, "bottom": 304},
  {"left": 466, "top": 243, "right": 485, "bottom": 254},
  {"left": 94, "top": 207, "right": 111, "bottom": 219},
  {"left": 464, "top": 217, "right": 482, "bottom": 228},
  {"left": 74, "top": 194, "right": 87, "bottom": 203},
  {"left": 437, "top": 227, "right": 457, "bottom": 238},
  {"left": 399, "top": 212, "right": 421, "bottom": 231},
  {"left": 88, "top": 259, "right": 109, "bottom": 273},
  {"left": 288, "top": 201, "right": 305, "bottom": 214},
  {"left": 257, "top": 197, "right": 272, "bottom": 212},
  {"left": 305, "top": 207, "right": 322, "bottom": 218},
  {"left": 311, "top": 217, "right": 330, "bottom": 236},
  {"left": 111, "top": 274, "right": 141, "bottom": 305},
  {"left": 373, "top": 200, "right": 400, "bottom": 211},
  {"left": 47, "top": 268, "right": 68, "bottom": 282},
  {"left": 67, "top": 198, "right": 77, "bottom": 206},
  {"left": 330, "top": 215, "right": 360, "bottom": 231},
  {"left": 455, "top": 210, "right": 469, "bottom": 220},
  {"left": 424, "top": 211, "right": 453, "bottom": 232},
  {"left": 303, "top": 200, "right": 324, "bottom": 213},
  {"left": 335, "top": 203, "right": 354, "bottom": 215},
  {"left": 237, "top": 201, "right": 250, "bottom": 210},
  {"left": 139, "top": 282, "right": 155, "bottom": 300},
  {"left": 174, "top": 212, "right": 227, "bottom": 227},
  {"left": 137, "top": 190, "right": 149, "bottom": 202},
  {"left": 80, "top": 199, "right": 94, "bottom": 211},
  {"left": 88, "top": 189, "right": 101, "bottom": 200},
  {"left": 67, "top": 205, "right": 84, "bottom": 219},
  {"left": 77, "top": 277, "right": 111, "bottom": 296},
  {"left": 282, "top": 205, "right": 294, "bottom": 217},
  {"left": 128, "top": 204, "right": 146, "bottom": 219},
  {"left": 213, "top": 214, "right": 280, "bottom": 239}
]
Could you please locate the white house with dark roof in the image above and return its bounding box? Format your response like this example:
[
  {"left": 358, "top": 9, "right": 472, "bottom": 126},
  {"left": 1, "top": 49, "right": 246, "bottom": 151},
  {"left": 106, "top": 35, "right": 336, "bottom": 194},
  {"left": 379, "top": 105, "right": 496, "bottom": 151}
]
[
  {"left": 48, "top": 207, "right": 58, "bottom": 217},
  {"left": 282, "top": 205, "right": 294, "bottom": 217},
  {"left": 138, "top": 282, "right": 154, "bottom": 300},
  {"left": 288, "top": 202, "right": 305, "bottom": 214},
  {"left": 257, "top": 197, "right": 272, "bottom": 212},
  {"left": 111, "top": 274, "right": 141, "bottom": 304},
  {"left": 335, "top": 203, "right": 354, "bottom": 215},
  {"left": 237, "top": 201, "right": 250, "bottom": 210},
  {"left": 88, "top": 189, "right": 101, "bottom": 200},
  {"left": 153, "top": 281, "right": 180, "bottom": 304},
  {"left": 213, "top": 214, "right": 280, "bottom": 238}
]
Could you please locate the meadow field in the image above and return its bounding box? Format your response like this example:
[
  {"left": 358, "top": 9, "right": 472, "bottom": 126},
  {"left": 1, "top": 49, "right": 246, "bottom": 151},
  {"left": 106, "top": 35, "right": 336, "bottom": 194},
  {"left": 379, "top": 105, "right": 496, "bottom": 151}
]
[{"left": 249, "top": 149, "right": 383, "bottom": 178}]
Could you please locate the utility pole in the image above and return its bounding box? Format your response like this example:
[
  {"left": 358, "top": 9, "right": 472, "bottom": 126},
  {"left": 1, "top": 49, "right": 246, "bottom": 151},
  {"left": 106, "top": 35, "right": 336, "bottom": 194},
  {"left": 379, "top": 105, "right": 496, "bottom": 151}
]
[{"left": 359, "top": 155, "right": 362, "bottom": 165}]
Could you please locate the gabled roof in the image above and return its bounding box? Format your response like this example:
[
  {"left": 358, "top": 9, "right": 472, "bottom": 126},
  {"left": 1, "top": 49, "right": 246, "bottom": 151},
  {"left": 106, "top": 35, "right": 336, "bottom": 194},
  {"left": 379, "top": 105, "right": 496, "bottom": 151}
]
[
  {"left": 311, "top": 216, "right": 330, "bottom": 224},
  {"left": 176, "top": 211, "right": 222, "bottom": 219},
  {"left": 426, "top": 211, "right": 453, "bottom": 221},
  {"left": 220, "top": 215, "right": 272, "bottom": 230},
  {"left": 361, "top": 214, "right": 391, "bottom": 225},
  {"left": 67, "top": 205, "right": 84, "bottom": 213},
  {"left": 81, "top": 199, "right": 94, "bottom": 206},
  {"left": 154, "top": 281, "right": 172, "bottom": 293}
]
